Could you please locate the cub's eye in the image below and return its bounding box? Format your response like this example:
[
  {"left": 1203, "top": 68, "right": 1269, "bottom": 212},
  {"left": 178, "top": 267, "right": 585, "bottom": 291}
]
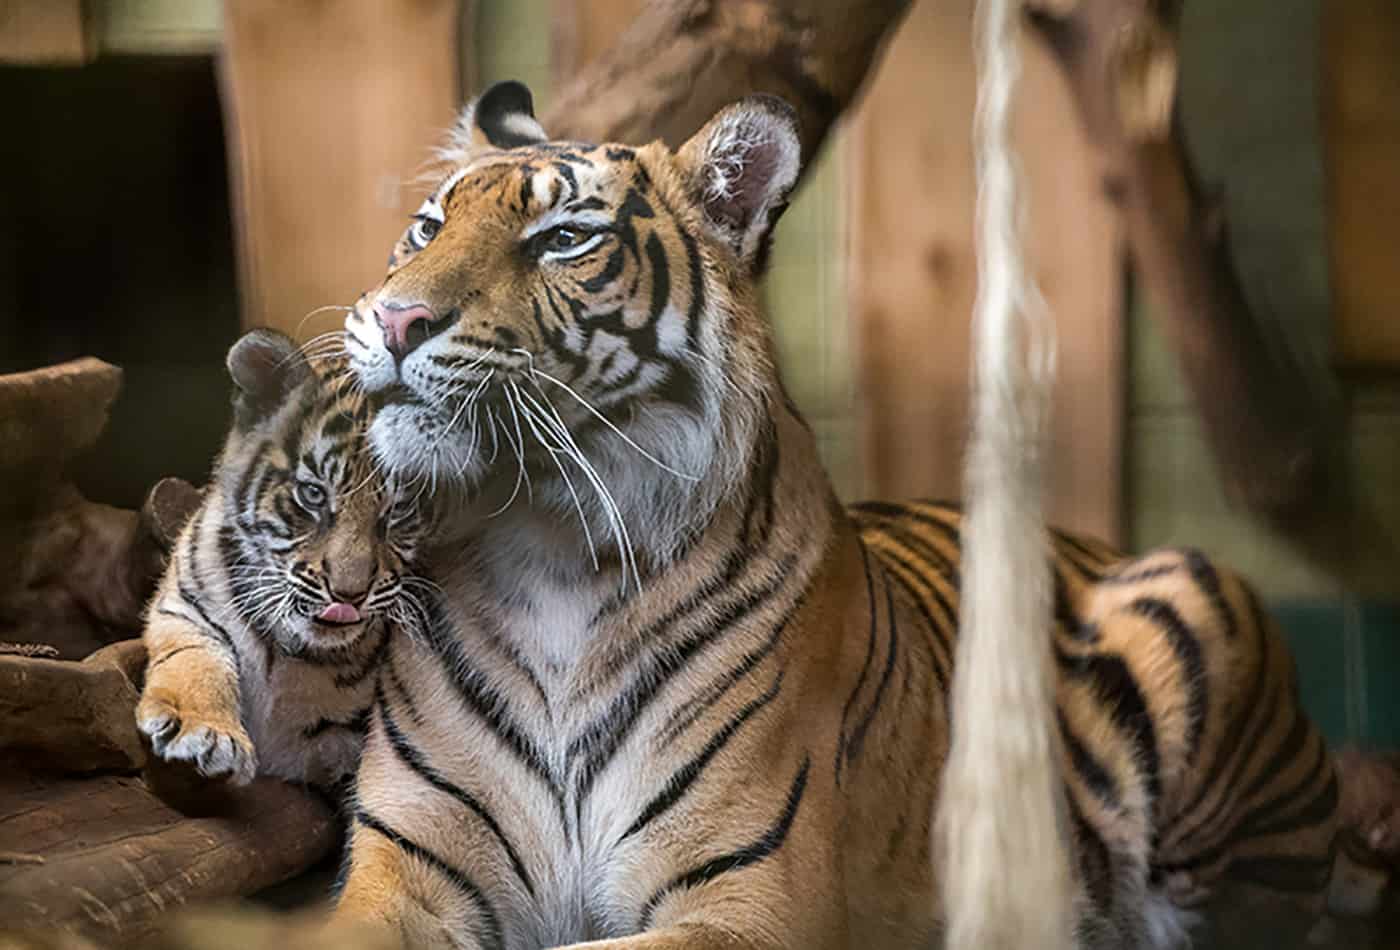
[
  {"left": 529, "top": 225, "right": 600, "bottom": 258},
  {"left": 409, "top": 215, "right": 442, "bottom": 248},
  {"left": 386, "top": 499, "right": 416, "bottom": 525},
  {"left": 294, "top": 480, "right": 328, "bottom": 512}
]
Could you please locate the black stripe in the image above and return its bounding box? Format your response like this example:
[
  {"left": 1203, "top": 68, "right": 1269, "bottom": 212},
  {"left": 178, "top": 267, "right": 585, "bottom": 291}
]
[
  {"left": 863, "top": 523, "right": 959, "bottom": 624},
  {"left": 852, "top": 500, "right": 961, "bottom": 554},
  {"left": 1060, "top": 709, "right": 1121, "bottom": 810},
  {"left": 1068, "top": 794, "right": 1117, "bottom": 915},
  {"left": 580, "top": 247, "right": 625, "bottom": 293},
  {"left": 1238, "top": 760, "right": 1338, "bottom": 841},
  {"left": 383, "top": 654, "right": 425, "bottom": 728},
  {"left": 836, "top": 542, "right": 880, "bottom": 786},
  {"left": 1185, "top": 548, "right": 1237, "bottom": 639},
  {"left": 572, "top": 553, "right": 799, "bottom": 805},
  {"left": 640, "top": 756, "right": 811, "bottom": 929},
  {"left": 590, "top": 421, "right": 777, "bottom": 638},
  {"left": 622, "top": 671, "right": 785, "bottom": 842},
  {"left": 1053, "top": 532, "right": 1111, "bottom": 579},
  {"left": 644, "top": 232, "right": 671, "bottom": 322},
  {"left": 375, "top": 684, "right": 535, "bottom": 896},
  {"left": 145, "top": 643, "right": 203, "bottom": 673},
  {"left": 1166, "top": 587, "right": 1271, "bottom": 843},
  {"left": 1163, "top": 717, "right": 1330, "bottom": 874},
  {"left": 845, "top": 579, "right": 899, "bottom": 767},
  {"left": 1058, "top": 650, "right": 1160, "bottom": 809},
  {"left": 408, "top": 593, "right": 566, "bottom": 822},
  {"left": 173, "top": 577, "right": 240, "bottom": 668},
  {"left": 1100, "top": 562, "right": 1179, "bottom": 585},
  {"left": 353, "top": 810, "right": 503, "bottom": 950},
  {"left": 866, "top": 558, "right": 951, "bottom": 704},
  {"left": 660, "top": 585, "right": 797, "bottom": 744},
  {"left": 1127, "top": 597, "right": 1208, "bottom": 763},
  {"left": 334, "top": 619, "right": 392, "bottom": 689}
]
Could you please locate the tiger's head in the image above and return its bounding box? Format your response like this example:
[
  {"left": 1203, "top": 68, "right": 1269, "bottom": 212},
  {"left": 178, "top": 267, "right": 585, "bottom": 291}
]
[
  {"left": 215, "top": 329, "right": 427, "bottom": 655},
  {"left": 345, "top": 82, "right": 802, "bottom": 568}
]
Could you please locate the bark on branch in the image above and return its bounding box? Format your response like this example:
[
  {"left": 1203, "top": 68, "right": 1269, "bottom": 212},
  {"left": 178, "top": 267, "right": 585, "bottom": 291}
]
[
  {"left": 1025, "top": 0, "right": 1329, "bottom": 516},
  {"left": 544, "top": 0, "right": 915, "bottom": 170}
]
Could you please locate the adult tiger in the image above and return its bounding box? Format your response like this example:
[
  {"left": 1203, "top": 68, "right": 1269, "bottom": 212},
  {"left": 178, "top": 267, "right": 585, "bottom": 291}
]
[
  {"left": 137, "top": 330, "right": 428, "bottom": 791},
  {"left": 332, "top": 81, "right": 1338, "bottom": 948}
]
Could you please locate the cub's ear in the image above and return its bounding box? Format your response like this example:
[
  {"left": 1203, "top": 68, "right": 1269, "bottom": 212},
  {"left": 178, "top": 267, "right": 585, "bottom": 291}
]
[
  {"left": 676, "top": 95, "right": 802, "bottom": 275},
  {"left": 445, "top": 80, "right": 549, "bottom": 158},
  {"left": 226, "top": 328, "right": 311, "bottom": 429}
]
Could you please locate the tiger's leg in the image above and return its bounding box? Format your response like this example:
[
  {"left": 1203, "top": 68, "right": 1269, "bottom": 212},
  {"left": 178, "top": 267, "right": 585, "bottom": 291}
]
[
  {"left": 136, "top": 606, "right": 256, "bottom": 784},
  {"left": 330, "top": 813, "right": 462, "bottom": 950},
  {"left": 331, "top": 718, "right": 506, "bottom": 950}
]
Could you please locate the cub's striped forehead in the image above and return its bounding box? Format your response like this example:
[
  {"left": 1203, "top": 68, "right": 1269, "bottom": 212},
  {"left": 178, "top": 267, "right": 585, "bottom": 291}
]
[{"left": 262, "top": 366, "right": 373, "bottom": 487}]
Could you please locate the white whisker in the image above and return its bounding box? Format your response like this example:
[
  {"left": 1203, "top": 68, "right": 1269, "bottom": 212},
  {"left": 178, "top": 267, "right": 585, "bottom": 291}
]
[{"left": 530, "top": 367, "right": 700, "bottom": 481}]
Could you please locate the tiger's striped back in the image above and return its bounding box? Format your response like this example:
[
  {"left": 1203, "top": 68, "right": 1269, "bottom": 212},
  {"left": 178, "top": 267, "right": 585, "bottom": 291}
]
[{"left": 850, "top": 499, "right": 1338, "bottom": 945}]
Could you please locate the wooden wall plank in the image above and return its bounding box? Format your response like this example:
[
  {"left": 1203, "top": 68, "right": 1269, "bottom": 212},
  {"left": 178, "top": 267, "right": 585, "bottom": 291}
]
[
  {"left": 848, "top": 0, "right": 1124, "bottom": 542},
  {"left": 0, "top": 0, "right": 90, "bottom": 64},
  {"left": 1325, "top": 0, "right": 1400, "bottom": 369},
  {"left": 220, "top": 0, "right": 463, "bottom": 339}
]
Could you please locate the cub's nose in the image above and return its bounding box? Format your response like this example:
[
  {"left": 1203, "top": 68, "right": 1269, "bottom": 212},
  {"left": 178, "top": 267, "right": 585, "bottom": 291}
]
[
  {"left": 324, "top": 556, "right": 373, "bottom": 606},
  {"left": 374, "top": 302, "right": 451, "bottom": 361}
]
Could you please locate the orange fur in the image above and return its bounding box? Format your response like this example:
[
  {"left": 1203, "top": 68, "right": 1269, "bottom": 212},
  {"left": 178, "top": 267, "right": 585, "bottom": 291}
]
[{"left": 322, "top": 86, "right": 1341, "bottom": 949}]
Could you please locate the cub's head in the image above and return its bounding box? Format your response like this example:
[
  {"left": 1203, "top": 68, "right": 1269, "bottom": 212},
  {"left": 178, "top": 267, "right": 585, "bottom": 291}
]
[
  {"left": 216, "top": 329, "right": 427, "bottom": 655},
  {"left": 344, "top": 82, "right": 802, "bottom": 561}
]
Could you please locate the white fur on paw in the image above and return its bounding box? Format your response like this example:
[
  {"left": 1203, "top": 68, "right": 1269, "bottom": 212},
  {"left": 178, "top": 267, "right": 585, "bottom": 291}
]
[{"left": 137, "top": 700, "right": 257, "bottom": 785}]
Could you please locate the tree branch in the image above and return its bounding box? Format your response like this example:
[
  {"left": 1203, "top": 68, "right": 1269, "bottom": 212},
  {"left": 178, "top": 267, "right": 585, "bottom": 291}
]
[
  {"left": 543, "top": 0, "right": 915, "bottom": 169},
  {"left": 1026, "top": 0, "right": 1329, "bottom": 516}
]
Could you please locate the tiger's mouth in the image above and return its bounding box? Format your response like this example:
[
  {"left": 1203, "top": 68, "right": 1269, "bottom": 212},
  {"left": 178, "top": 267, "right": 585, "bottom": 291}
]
[
  {"left": 315, "top": 602, "right": 363, "bottom": 627},
  {"left": 370, "top": 383, "right": 419, "bottom": 409}
]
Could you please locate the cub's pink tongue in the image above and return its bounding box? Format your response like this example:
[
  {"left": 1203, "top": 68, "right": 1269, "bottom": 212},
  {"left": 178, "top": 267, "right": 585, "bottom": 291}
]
[{"left": 317, "top": 602, "right": 361, "bottom": 624}]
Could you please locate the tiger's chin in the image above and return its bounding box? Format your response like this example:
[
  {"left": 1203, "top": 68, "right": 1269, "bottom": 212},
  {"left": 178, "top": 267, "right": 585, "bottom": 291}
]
[
  {"left": 275, "top": 612, "right": 373, "bottom": 657},
  {"left": 368, "top": 403, "right": 493, "bottom": 491}
]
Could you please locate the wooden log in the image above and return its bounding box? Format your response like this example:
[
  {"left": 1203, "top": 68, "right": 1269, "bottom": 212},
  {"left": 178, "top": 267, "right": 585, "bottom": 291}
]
[
  {"left": 0, "top": 359, "right": 121, "bottom": 484},
  {"left": 0, "top": 769, "right": 338, "bottom": 947},
  {"left": 0, "top": 640, "right": 147, "bottom": 773},
  {"left": 543, "top": 0, "right": 916, "bottom": 170},
  {"left": 1024, "top": 0, "right": 1331, "bottom": 516}
]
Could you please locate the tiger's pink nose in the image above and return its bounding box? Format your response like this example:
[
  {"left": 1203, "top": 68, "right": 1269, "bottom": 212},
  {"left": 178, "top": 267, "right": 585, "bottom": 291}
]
[{"left": 374, "top": 302, "right": 443, "bottom": 361}]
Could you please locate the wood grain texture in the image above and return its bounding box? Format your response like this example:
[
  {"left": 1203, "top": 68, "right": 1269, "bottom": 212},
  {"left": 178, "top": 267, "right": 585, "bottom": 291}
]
[
  {"left": 1325, "top": 0, "right": 1400, "bottom": 369},
  {"left": 1027, "top": 0, "right": 1332, "bottom": 516},
  {"left": 219, "top": 0, "right": 462, "bottom": 338},
  {"left": 542, "top": 0, "right": 914, "bottom": 172},
  {"left": 0, "top": 640, "right": 146, "bottom": 772},
  {"left": 0, "top": 769, "right": 337, "bottom": 946},
  {"left": 0, "top": 0, "right": 90, "bottom": 64},
  {"left": 849, "top": 0, "right": 1125, "bottom": 541}
]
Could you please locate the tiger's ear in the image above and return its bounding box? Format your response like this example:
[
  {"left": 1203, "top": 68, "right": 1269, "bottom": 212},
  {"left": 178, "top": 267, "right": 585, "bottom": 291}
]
[
  {"left": 448, "top": 80, "right": 549, "bottom": 155},
  {"left": 676, "top": 95, "right": 802, "bottom": 275},
  {"left": 226, "top": 329, "right": 311, "bottom": 429}
]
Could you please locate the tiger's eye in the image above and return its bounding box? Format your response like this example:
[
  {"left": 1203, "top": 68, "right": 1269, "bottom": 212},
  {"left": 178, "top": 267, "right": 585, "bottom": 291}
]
[
  {"left": 411, "top": 217, "right": 442, "bottom": 246},
  {"left": 544, "top": 227, "right": 583, "bottom": 251},
  {"left": 294, "top": 480, "right": 328, "bottom": 511}
]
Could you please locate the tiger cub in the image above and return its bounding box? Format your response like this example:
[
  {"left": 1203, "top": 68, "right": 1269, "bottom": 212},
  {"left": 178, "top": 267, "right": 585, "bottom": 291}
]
[{"left": 136, "top": 329, "right": 426, "bottom": 791}]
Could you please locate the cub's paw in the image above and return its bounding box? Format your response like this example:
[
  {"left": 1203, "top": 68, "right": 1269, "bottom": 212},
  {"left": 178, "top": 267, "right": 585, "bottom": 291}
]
[{"left": 136, "top": 692, "right": 257, "bottom": 785}]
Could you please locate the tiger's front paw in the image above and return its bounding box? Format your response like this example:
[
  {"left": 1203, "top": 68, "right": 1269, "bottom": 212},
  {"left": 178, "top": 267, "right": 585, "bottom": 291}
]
[{"left": 136, "top": 691, "right": 258, "bottom": 785}]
